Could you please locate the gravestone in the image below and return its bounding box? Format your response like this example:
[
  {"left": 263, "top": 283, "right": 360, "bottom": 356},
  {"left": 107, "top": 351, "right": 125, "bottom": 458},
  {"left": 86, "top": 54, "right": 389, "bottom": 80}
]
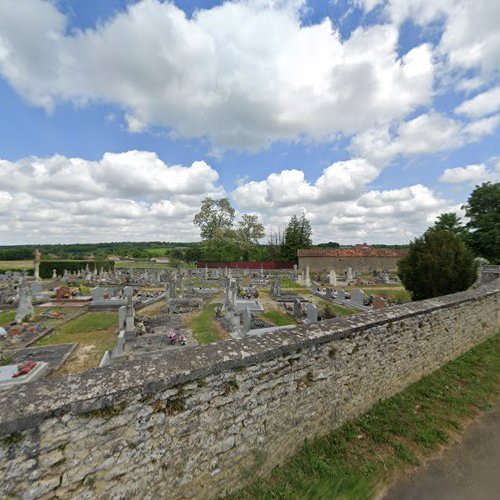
[
  {"left": 305, "top": 266, "right": 311, "bottom": 287},
  {"left": 242, "top": 307, "right": 252, "bottom": 334},
  {"left": 329, "top": 270, "right": 337, "bottom": 286},
  {"left": 92, "top": 286, "right": 105, "bottom": 301},
  {"left": 123, "top": 286, "right": 134, "bottom": 300},
  {"left": 351, "top": 289, "right": 366, "bottom": 306},
  {"left": 293, "top": 298, "right": 302, "bottom": 318},
  {"left": 306, "top": 303, "right": 318, "bottom": 323},
  {"left": 337, "top": 290, "right": 346, "bottom": 301},
  {"left": 15, "top": 284, "right": 34, "bottom": 323},
  {"left": 326, "top": 288, "right": 333, "bottom": 299},
  {"left": 118, "top": 305, "right": 126, "bottom": 330},
  {"left": 31, "top": 282, "right": 42, "bottom": 295},
  {"left": 346, "top": 267, "right": 353, "bottom": 281}
]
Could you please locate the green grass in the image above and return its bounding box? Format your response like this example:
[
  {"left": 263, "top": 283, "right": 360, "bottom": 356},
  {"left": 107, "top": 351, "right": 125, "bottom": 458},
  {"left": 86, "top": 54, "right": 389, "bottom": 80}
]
[
  {"left": 35, "top": 312, "right": 118, "bottom": 372},
  {"left": 260, "top": 309, "right": 296, "bottom": 326},
  {"left": 0, "top": 310, "right": 16, "bottom": 326},
  {"left": 231, "top": 332, "right": 500, "bottom": 500},
  {"left": 319, "top": 301, "right": 358, "bottom": 317},
  {"left": 188, "top": 302, "right": 228, "bottom": 344}
]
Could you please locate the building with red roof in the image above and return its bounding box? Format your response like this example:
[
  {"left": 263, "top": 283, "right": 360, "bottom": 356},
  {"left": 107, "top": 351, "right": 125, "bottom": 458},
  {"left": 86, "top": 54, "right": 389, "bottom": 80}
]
[{"left": 298, "top": 244, "right": 407, "bottom": 273}]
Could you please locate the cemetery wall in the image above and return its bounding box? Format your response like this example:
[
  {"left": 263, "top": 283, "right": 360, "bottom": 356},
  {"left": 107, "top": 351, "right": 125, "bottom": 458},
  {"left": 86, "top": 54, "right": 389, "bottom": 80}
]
[
  {"left": 0, "top": 279, "right": 499, "bottom": 499},
  {"left": 298, "top": 255, "right": 401, "bottom": 273},
  {"left": 197, "top": 261, "right": 295, "bottom": 269}
]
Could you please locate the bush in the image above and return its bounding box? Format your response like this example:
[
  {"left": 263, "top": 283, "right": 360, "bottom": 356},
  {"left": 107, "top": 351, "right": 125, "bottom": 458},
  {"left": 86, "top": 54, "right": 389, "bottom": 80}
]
[
  {"left": 398, "top": 229, "right": 477, "bottom": 301},
  {"left": 39, "top": 260, "right": 114, "bottom": 279}
]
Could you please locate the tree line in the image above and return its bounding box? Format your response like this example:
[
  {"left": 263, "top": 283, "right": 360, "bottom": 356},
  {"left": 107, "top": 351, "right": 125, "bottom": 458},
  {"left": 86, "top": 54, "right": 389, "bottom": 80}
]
[{"left": 191, "top": 197, "right": 312, "bottom": 262}]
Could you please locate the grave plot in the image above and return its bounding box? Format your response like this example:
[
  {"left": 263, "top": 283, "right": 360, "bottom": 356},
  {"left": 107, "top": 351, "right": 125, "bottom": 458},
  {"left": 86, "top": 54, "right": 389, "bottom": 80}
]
[{"left": 34, "top": 311, "right": 117, "bottom": 374}]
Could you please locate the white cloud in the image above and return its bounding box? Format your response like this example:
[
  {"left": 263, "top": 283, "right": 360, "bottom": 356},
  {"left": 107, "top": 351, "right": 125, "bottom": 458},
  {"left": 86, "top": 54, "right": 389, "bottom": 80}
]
[
  {"left": 455, "top": 86, "right": 500, "bottom": 118},
  {"left": 0, "top": 151, "right": 224, "bottom": 243},
  {"left": 439, "top": 162, "right": 499, "bottom": 183},
  {"left": 233, "top": 159, "right": 380, "bottom": 209},
  {"left": 351, "top": 111, "right": 500, "bottom": 165},
  {"left": 232, "top": 162, "right": 451, "bottom": 243},
  {"left": 354, "top": 0, "right": 500, "bottom": 75},
  {"left": 0, "top": 0, "right": 434, "bottom": 151}
]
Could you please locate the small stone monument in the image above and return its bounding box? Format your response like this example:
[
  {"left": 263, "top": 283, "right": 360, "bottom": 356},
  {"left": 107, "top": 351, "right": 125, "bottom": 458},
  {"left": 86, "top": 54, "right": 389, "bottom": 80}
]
[
  {"left": 15, "top": 283, "right": 34, "bottom": 323},
  {"left": 329, "top": 270, "right": 337, "bottom": 286},
  {"left": 305, "top": 266, "right": 311, "bottom": 287},
  {"left": 33, "top": 249, "right": 41, "bottom": 282},
  {"left": 306, "top": 303, "right": 318, "bottom": 323},
  {"left": 351, "top": 289, "right": 366, "bottom": 306}
]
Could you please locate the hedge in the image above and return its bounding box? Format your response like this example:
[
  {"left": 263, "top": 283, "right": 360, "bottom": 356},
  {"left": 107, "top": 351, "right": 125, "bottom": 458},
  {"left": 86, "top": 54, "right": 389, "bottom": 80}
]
[{"left": 39, "top": 260, "right": 114, "bottom": 279}]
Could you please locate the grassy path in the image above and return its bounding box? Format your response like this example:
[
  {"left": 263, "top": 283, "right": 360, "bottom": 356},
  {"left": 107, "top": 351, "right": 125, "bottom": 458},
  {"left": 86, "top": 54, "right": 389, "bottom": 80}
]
[{"left": 231, "top": 332, "right": 500, "bottom": 499}]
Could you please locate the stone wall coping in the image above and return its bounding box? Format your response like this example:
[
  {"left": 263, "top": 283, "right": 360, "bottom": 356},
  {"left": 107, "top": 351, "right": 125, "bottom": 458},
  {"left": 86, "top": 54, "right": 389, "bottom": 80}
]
[{"left": 0, "top": 280, "right": 498, "bottom": 435}]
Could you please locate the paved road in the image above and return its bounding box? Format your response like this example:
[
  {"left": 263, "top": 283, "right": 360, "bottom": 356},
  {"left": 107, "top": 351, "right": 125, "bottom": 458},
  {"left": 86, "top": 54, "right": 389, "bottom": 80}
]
[{"left": 383, "top": 399, "right": 500, "bottom": 500}]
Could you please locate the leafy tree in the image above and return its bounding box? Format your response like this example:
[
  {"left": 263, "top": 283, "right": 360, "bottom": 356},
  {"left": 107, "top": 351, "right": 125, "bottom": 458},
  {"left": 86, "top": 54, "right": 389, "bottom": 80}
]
[
  {"left": 463, "top": 182, "right": 500, "bottom": 263},
  {"left": 236, "top": 214, "right": 265, "bottom": 260},
  {"left": 398, "top": 228, "right": 477, "bottom": 300},
  {"left": 282, "top": 214, "right": 312, "bottom": 262},
  {"left": 202, "top": 228, "right": 241, "bottom": 261},
  {"left": 237, "top": 214, "right": 265, "bottom": 243},
  {"left": 193, "top": 197, "right": 236, "bottom": 240},
  {"left": 433, "top": 212, "right": 466, "bottom": 235}
]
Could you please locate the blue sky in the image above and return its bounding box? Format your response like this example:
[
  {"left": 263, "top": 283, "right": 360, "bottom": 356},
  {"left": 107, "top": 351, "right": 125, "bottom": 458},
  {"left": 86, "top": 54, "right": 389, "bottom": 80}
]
[{"left": 0, "top": 0, "right": 499, "bottom": 245}]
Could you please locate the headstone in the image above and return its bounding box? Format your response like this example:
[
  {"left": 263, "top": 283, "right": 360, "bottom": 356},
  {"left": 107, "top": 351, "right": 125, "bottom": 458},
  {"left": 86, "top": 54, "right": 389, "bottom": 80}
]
[
  {"left": 123, "top": 286, "right": 134, "bottom": 300},
  {"left": 92, "top": 286, "right": 105, "bottom": 300},
  {"left": 337, "top": 290, "right": 346, "bottom": 301},
  {"left": 346, "top": 267, "right": 353, "bottom": 281},
  {"left": 329, "top": 270, "right": 337, "bottom": 286},
  {"left": 306, "top": 303, "right": 318, "bottom": 323},
  {"left": 326, "top": 288, "right": 333, "bottom": 299},
  {"left": 305, "top": 266, "right": 311, "bottom": 287},
  {"left": 351, "top": 289, "right": 366, "bottom": 306},
  {"left": 293, "top": 298, "right": 302, "bottom": 318},
  {"left": 271, "top": 278, "right": 281, "bottom": 297},
  {"left": 31, "top": 281, "right": 42, "bottom": 295},
  {"left": 242, "top": 307, "right": 252, "bottom": 334},
  {"left": 52, "top": 269, "right": 57, "bottom": 280},
  {"left": 15, "top": 284, "right": 34, "bottom": 323},
  {"left": 118, "top": 305, "right": 126, "bottom": 330}
]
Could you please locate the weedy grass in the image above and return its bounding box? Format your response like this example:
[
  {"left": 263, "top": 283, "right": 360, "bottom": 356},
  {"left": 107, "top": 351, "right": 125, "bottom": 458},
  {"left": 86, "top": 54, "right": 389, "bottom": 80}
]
[
  {"left": 230, "top": 332, "right": 500, "bottom": 500},
  {"left": 260, "top": 309, "right": 297, "bottom": 326},
  {"left": 188, "top": 302, "right": 228, "bottom": 344}
]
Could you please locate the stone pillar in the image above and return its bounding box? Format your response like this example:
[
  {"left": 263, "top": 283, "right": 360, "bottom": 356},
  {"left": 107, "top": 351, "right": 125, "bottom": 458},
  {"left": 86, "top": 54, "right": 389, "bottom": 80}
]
[
  {"left": 329, "top": 270, "right": 337, "bottom": 286},
  {"left": 305, "top": 266, "right": 311, "bottom": 287}
]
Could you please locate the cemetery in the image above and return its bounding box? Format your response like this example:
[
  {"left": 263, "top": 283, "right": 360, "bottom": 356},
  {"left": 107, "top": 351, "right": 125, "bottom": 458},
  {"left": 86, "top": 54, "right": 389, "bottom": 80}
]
[{"left": 0, "top": 250, "right": 412, "bottom": 383}]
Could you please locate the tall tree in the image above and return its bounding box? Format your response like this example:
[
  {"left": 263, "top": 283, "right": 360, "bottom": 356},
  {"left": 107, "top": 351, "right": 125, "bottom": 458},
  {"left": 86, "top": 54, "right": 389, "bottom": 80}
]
[
  {"left": 433, "top": 212, "right": 466, "bottom": 235},
  {"left": 237, "top": 214, "right": 265, "bottom": 243},
  {"left": 463, "top": 182, "right": 500, "bottom": 263},
  {"left": 398, "top": 228, "right": 477, "bottom": 300},
  {"left": 193, "top": 198, "right": 236, "bottom": 241},
  {"left": 282, "top": 213, "right": 313, "bottom": 262}
]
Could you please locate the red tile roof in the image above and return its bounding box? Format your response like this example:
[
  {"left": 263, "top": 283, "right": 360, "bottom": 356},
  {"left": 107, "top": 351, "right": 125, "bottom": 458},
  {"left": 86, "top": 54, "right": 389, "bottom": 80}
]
[{"left": 298, "top": 245, "right": 406, "bottom": 258}]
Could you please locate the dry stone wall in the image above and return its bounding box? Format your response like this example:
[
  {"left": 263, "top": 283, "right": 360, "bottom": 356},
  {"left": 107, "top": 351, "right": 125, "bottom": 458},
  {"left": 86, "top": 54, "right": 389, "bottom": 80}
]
[{"left": 1, "top": 280, "right": 499, "bottom": 499}]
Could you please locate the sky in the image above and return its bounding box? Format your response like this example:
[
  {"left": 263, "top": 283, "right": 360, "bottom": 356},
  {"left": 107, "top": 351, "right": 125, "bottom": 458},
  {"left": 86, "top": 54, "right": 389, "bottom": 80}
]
[{"left": 0, "top": 0, "right": 499, "bottom": 246}]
